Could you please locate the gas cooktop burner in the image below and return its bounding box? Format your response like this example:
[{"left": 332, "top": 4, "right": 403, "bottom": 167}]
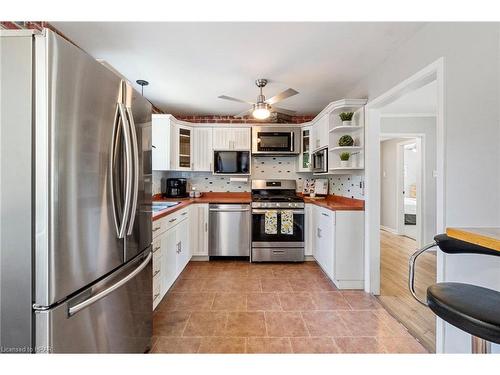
[{"left": 252, "top": 195, "right": 303, "bottom": 202}]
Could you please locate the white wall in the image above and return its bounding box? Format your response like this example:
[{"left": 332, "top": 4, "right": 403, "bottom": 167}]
[
  {"left": 380, "top": 138, "right": 405, "bottom": 231},
  {"left": 381, "top": 116, "right": 437, "bottom": 244},
  {"left": 348, "top": 23, "right": 500, "bottom": 353}
]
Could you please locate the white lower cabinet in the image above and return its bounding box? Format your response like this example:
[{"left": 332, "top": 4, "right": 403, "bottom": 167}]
[
  {"left": 190, "top": 204, "right": 209, "bottom": 256},
  {"left": 304, "top": 204, "right": 313, "bottom": 256},
  {"left": 152, "top": 207, "right": 192, "bottom": 310},
  {"left": 311, "top": 205, "right": 364, "bottom": 289}
]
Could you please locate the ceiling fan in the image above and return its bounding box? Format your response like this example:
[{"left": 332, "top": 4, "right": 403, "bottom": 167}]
[{"left": 218, "top": 79, "right": 299, "bottom": 120}]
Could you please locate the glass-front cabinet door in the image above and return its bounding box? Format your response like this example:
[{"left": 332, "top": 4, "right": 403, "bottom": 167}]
[
  {"left": 297, "top": 126, "right": 311, "bottom": 172},
  {"left": 178, "top": 126, "right": 191, "bottom": 169}
]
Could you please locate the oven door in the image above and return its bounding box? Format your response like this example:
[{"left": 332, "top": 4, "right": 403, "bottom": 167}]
[{"left": 251, "top": 209, "right": 304, "bottom": 247}]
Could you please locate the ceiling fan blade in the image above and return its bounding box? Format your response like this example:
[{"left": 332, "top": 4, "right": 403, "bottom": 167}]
[
  {"left": 271, "top": 106, "right": 296, "bottom": 116},
  {"left": 265, "top": 88, "right": 299, "bottom": 105},
  {"left": 218, "top": 95, "right": 255, "bottom": 105},
  {"left": 234, "top": 108, "right": 253, "bottom": 118}
]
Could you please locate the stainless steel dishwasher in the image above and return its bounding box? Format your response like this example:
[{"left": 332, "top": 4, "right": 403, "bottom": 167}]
[{"left": 209, "top": 204, "right": 251, "bottom": 257}]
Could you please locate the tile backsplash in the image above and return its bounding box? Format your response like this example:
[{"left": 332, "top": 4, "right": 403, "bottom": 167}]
[
  {"left": 328, "top": 175, "right": 364, "bottom": 199},
  {"left": 153, "top": 156, "right": 364, "bottom": 199}
]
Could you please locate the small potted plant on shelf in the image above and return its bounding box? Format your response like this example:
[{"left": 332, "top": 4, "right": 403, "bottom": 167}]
[
  {"left": 339, "top": 112, "right": 354, "bottom": 126},
  {"left": 338, "top": 135, "right": 354, "bottom": 147},
  {"left": 339, "top": 152, "right": 351, "bottom": 168}
]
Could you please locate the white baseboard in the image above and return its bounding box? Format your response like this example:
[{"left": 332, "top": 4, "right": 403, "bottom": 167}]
[
  {"left": 191, "top": 255, "right": 209, "bottom": 261},
  {"left": 380, "top": 225, "right": 398, "bottom": 234},
  {"left": 333, "top": 279, "right": 365, "bottom": 290}
]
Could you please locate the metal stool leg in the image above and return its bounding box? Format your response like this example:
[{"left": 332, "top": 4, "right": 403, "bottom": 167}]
[{"left": 471, "top": 336, "right": 491, "bottom": 354}]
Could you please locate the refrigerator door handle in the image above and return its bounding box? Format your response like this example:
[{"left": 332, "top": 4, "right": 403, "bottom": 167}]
[
  {"left": 109, "top": 104, "right": 121, "bottom": 237},
  {"left": 67, "top": 251, "right": 152, "bottom": 316},
  {"left": 125, "top": 107, "right": 139, "bottom": 236},
  {"left": 119, "top": 103, "right": 133, "bottom": 239}
]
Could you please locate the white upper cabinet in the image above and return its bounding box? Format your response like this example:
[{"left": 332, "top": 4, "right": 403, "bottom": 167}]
[
  {"left": 152, "top": 114, "right": 173, "bottom": 171},
  {"left": 313, "top": 114, "right": 330, "bottom": 151},
  {"left": 152, "top": 115, "right": 192, "bottom": 171},
  {"left": 213, "top": 127, "right": 251, "bottom": 150},
  {"left": 175, "top": 124, "right": 193, "bottom": 171},
  {"left": 193, "top": 127, "right": 213, "bottom": 171},
  {"left": 297, "top": 126, "right": 312, "bottom": 172}
]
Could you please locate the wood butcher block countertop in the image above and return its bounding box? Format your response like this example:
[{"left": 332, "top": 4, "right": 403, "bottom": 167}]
[
  {"left": 152, "top": 192, "right": 363, "bottom": 221},
  {"left": 303, "top": 195, "right": 365, "bottom": 211},
  {"left": 152, "top": 192, "right": 251, "bottom": 221},
  {"left": 446, "top": 227, "right": 500, "bottom": 252}
]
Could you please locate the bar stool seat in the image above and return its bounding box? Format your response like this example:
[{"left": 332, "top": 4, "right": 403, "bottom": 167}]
[
  {"left": 427, "top": 282, "right": 500, "bottom": 344},
  {"left": 409, "top": 233, "right": 500, "bottom": 352}
]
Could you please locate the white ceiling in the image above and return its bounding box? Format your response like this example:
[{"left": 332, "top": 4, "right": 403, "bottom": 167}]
[
  {"left": 53, "top": 22, "right": 425, "bottom": 115},
  {"left": 380, "top": 80, "right": 437, "bottom": 115}
]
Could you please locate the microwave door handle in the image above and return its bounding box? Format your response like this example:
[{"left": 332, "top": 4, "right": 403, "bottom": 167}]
[
  {"left": 125, "top": 107, "right": 139, "bottom": 236},
  {"left": 118, "top": 103, "right": 133, "bottom": 239},
  {"left": 290, "top": 131, "right": 294, "bottom": 152}
]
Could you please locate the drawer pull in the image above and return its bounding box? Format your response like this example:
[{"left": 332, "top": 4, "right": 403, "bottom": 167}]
[
  {"left": 153, "top": 246, "right": 161, "bottom": 253},
  {"left": 153, "top": 270, "right": 160, "bottom": 277},
  {"left": 321, "top": 212, "right": 329, "bottom": 217},
  {"left": 169, "top": 218, "right": 177, "bottom": 223},
  {"left": 181, "top": 212, "right": 187, "bottom": 216},
  {"left": 152, "top": 227, "right": 161, "bottom": 232}
]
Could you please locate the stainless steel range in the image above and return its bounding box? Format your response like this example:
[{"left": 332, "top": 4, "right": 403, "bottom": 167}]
[{"left": 251, "top": 180, "right": 305, "bottom": 262}]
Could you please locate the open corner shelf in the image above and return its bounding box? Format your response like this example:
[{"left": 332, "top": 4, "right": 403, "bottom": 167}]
[
  {"left": 329, "top": 146, "right": 363, "bottom": 152},
  {"left": 329, "top": 125, "right": 363, "bottom": 133},
  {"left": 329, "top": 167, "right": 364, "bottom": 171}
]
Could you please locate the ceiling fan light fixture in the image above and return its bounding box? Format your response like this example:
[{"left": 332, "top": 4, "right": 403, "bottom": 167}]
[{"left": 253, "top": 102, "right": 270, "bottom": 120}]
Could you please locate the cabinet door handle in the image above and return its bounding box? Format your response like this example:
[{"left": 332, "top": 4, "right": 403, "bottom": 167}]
[
  {"left": 181, "top": 212, "right": 187, "bottom": 216},
  {"left": 321, "top": 212, "right": 329, "bottom": 217},
  {"left": 317, "top": 228, "right": 322, "bottom": 238},
  {"left": 153, "top": 293, "right": 160, "bottom": 301},
  {"left": 169, "top": 218, "right": 177, "bottom": 223},
  {"left": 205, "top": 222, "right": 208, "bottom": 232},
  {"left": 153, "top": 246, "right": 161, "bottom": 253},
  {"left": 153, "top": 270, "right": 160, "bottom": 277},
  {"left": 152, "top": 227, "right": 161, "bottom": 232}
]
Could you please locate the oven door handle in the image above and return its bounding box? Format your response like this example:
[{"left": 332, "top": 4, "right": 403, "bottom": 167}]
[
  {"left": 252, "top": 209, "right": 304, "bottom": 215},
  {"left": 209, "top": 208, "right": 250, "bottom": 212}
]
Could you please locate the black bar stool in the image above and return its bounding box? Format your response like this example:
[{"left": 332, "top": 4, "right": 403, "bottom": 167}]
[{"left": 409, "top": 234, "right": 500, "bottom": 353}]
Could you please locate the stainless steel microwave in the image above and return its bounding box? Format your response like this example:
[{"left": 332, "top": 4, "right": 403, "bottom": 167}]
[
  {"left": 213, "top": 150, "right": 250, "bottom": 174},
  {"left": 252, "top": 126, "right": 300, "bottom": 155},
  {"left": 312, "top": 147, "right": 328, "bottom": 173}
]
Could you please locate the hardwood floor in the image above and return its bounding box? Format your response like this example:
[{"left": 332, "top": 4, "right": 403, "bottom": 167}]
[{"left": 378, "top": 230, "right": 436, "bottom": 352}]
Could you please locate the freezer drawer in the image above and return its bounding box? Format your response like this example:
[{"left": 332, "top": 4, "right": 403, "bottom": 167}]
[
  {"left": 208, "top": 204, "right": 250, "bottom": 257},
  {"left": 34, "top": 249, "right": 152, "bottom": 353}
]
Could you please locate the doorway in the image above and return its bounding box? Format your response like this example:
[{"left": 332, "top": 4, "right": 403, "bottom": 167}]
[{"left": 379, "top": 133, "right": 435, "bottom": 351}]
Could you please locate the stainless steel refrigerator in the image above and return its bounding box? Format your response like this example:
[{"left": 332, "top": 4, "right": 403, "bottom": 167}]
[{"left": 0, "top": 29, "right": 152, "bottom": 353}]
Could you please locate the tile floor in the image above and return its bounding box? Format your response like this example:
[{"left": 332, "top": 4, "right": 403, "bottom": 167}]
[{"left": 152, "top": 261, "right": 428, "bottom": 354}]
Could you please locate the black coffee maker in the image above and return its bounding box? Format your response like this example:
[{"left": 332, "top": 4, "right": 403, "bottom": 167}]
[{"left": 162, "top": 178, "right": 188, "bottom": 198}]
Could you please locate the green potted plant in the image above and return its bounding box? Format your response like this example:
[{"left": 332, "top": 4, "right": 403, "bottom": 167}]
[
  {"left": 338, "top": 134, "right": 354, "bottom": 147},
  {"left": 339, "top": 151, "right": 350, "bottom": 167},
  {"left": 339, "top": 112, "right": 354, "bottom": 126}
]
